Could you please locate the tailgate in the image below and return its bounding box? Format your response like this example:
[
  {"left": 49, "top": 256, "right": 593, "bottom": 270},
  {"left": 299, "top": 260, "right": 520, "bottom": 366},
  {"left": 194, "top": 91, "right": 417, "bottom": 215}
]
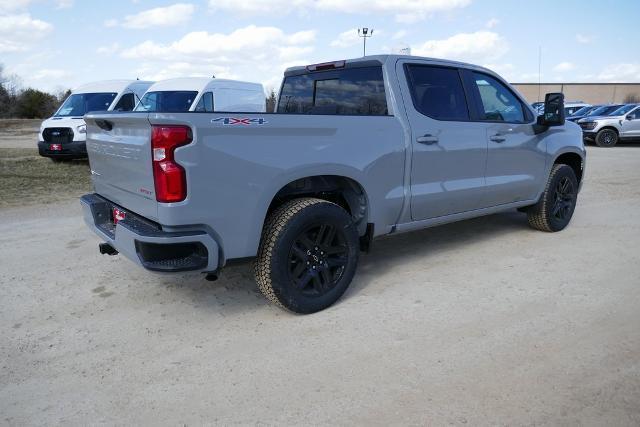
[{"left": 85, "top": 113, "right": 158, "bottom": 221}]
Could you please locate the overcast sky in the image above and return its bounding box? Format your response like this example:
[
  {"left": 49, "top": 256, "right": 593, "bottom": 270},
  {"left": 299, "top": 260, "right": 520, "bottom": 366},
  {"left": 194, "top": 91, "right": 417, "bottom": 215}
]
[{"left": 1, "top": 0, "right": 639, "bottom": 93}]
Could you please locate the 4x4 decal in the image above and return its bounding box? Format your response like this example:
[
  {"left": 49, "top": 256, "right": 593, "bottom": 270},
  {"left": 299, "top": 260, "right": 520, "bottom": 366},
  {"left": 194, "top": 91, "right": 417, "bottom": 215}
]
[{"left": 211, "top": 117, "right": 268, "bottom": 125}]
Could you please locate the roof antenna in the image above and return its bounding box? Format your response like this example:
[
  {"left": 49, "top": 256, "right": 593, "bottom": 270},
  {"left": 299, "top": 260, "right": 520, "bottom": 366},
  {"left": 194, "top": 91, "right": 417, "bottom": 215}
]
[{"left": 212, "top": 74, "right": 215, "bottom": 78}]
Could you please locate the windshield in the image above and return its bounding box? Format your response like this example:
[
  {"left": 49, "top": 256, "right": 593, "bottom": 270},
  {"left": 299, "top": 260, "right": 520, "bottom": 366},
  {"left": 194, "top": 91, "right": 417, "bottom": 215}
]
[
  {"left": 587, "top": 105, "right": 622, "bottom": 117},
  {"left": 55, "top": 92, "right": 118, "bottom": 116},
  {"left": 609, "top": 104, "right": 638, "bottom": 116},
  {"left": 569, "top": 106, "right": 592, "bottom": 117},
  {"left": 134, "top": 91, "right": 198, "bottom": 112}
]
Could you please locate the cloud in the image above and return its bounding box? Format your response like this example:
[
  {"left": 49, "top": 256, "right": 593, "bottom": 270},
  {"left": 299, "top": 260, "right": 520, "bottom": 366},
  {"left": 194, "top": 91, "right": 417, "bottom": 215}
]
[
  {"left": 597, "top": 63, "right": 640, "bottom": 82},
  {"left": 330, "top": 28, "right": 362, "bottom": 48},
  {"left": 0, "top": 0, "right": 71, "bottom": 11},
  {"left": 31, "top": 68, "right": 71, "bottom": 80},
  {"left": 209, "top": 0, "right": 471, "bottom": 22},
  {"left": 0, "top": 13, "right": 53, "bottom": 53},
  {"left": 483, "top": 63, "right": 515, "bottom": 80},
  {"left": 107, "top": 3, "right": 195, "bottom": 29},
  {"left": 96, "top": 43, "right": 120, "bottom": 55},
  {"left": 485, "top": 18, "right": 499, "bottom": 29},
  {"left": 56, "top": 0, "right": 73, "bottom": 8},
  {"left": 120, "top": 25, "right": 316, "bottom": 90},
  {"left": 575, "top": 33, "right": 593, "bottom": 44},
  {"left": 553, "top": 62, "right": 575, "bottom": 72},
  {"left": 392, "top": 30, "right": 407, "bottom": 40},
  {"left": 412, "top": 31, "right": 509, "bottom": 63},
  {"left": 0, "top": 0, "right": 33, "bottom": 12}
]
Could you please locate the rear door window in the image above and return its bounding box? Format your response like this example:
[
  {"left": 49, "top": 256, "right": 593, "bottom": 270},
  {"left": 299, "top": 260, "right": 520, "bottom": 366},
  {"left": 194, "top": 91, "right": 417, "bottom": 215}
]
[
  {"left": 277, "top": 66, "right": 387, "bottom": 115},
  {"left": 404, "top": 64, "right": 469, "bottom": 121}
]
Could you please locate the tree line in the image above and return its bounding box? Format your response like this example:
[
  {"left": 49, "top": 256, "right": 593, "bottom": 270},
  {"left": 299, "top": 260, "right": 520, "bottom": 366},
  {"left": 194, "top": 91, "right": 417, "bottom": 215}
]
[{"left": 0, "top": 64, "right": 71, "bottom": 119}]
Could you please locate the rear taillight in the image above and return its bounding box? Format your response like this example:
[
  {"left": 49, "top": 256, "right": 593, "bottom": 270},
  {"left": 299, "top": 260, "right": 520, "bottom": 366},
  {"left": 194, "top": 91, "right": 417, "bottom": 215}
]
[{"left": 151, "top": 125, "right": 192, "bottom": 203}]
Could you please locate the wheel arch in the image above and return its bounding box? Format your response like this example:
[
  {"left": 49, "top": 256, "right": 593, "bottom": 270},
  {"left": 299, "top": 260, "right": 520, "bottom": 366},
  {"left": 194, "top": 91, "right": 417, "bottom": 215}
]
[
  {"left": 598, "top": 126, "right": 620, "bottom": 135},
  {"left": 553, "top": 151, "right": 584, "bottom": 184},
  {"left": 264, "top": 174, "right": 370, "bottom": 236}
]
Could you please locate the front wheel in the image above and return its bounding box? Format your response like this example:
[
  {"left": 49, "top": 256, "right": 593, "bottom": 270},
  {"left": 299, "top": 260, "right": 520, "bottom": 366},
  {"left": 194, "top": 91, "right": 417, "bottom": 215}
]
[
  {"left": 255, "top": 198, "right": 360, "bottom": 314},
  {"left": 595, "top": 128, "right": 618, "bottom": 147},
  {"left": 527, "top": 164, "right": 578, "bottom": 232}
]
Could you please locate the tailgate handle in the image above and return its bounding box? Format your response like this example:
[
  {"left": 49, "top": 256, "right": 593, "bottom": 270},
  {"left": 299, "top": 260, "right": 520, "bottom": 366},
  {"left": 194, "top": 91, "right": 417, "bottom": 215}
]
[{"left": 95, "top": 119, "right": 113, "bottom": 131}]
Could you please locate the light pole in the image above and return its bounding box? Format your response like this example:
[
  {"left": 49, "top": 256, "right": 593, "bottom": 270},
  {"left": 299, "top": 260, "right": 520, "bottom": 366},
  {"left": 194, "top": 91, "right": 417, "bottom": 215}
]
[{"left": 358, "top": 27, "right": 374, "bottom": 56}]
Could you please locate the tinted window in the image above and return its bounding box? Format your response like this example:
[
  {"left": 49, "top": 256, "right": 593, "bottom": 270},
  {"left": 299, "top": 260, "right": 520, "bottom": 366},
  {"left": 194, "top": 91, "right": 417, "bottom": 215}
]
[
  {"left": 55, "top": 92, "right": 118, "bottom": 116},
  {"left": 405, "top": 65, "right": 469, "bottom": 121},
  {"left": 113, "top": 93, "right": 135, "bottom": 111},
  {"left": 277, "top": 66, "right": 387, "bottom": 115},
  {"left": 565, "top": 106, "right": 584, "bottom": 116},
  {"left": 570, "top": 106, "right": 591, "bottom": 117},
  {"left": 587, "top": 105, "right": 621, "bottom": 117},
  {"left": 134, "top": 91, "right": 198, "bottom": 112},
  {"left": 195, "top": 92, "right": 214, "bottom": 112},
  {"left": 472, "top": 72, "right": 525, "bottom": 122},
  {"left": 627, "top": 107, "right": 640, "bottom": 119},
  {"left": 609, "top": 104, "right": 637, "bottom": 116}
]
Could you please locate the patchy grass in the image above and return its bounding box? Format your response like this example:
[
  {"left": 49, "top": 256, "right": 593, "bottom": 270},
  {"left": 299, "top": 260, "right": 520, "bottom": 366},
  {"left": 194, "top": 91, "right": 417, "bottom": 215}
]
[{"left": 0, "top": 148, "right": 92, "bottom": 209}]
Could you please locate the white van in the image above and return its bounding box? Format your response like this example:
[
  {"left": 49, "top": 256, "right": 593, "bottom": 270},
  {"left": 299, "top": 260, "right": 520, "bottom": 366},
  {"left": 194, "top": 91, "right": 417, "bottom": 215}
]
[
  {"left": 133, "top": 78, "right": 265, "bottom": 113},
  {"left": 38, "top": 79, "right": 153, "bottom": 160}
]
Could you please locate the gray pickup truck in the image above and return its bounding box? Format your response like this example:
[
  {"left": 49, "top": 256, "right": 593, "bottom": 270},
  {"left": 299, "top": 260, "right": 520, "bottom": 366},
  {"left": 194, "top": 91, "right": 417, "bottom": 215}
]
[{"left": 82, "top": 55, "right": 585, "bottom": 313}]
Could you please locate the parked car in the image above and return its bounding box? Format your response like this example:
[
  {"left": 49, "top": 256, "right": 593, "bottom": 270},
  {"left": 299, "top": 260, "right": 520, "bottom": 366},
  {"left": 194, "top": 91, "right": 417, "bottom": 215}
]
[
  {"left": 531, "top": 102, "right": 544, "bottom": 115},
  {"left": 578, "top": 103, "right": 640, "bottom": 147},
  {"left": 564, "top": 102, "right": 591, "bottom": 117},
  {"left": 81, "top": 55, "right": 585, "bottom": 313},
  {"left": 567, "top": 105, "right": 603, "bottom": 122},
  {"left": 38, "top": 80, "right": 153, "bottom": 160},
  {"left": 134, "top": 78, "right": 266, "bottom": 113}
]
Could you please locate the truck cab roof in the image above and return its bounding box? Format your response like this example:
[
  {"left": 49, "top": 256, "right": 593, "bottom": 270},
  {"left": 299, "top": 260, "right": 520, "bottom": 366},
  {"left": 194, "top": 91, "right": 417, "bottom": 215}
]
[{"left": 285, "top": 54, "right": 498, "bottom": 76}]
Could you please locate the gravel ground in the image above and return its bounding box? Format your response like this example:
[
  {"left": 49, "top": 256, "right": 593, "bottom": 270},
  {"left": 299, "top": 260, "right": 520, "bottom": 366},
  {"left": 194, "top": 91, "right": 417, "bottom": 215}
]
[{"left": 1, "top": 141, "right": 639, "bottom": 425}]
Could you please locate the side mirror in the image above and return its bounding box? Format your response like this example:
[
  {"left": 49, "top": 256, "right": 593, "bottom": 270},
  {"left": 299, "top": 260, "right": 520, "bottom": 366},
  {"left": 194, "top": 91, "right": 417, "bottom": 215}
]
[
  {"left": 626, "top": 115, "right": 634, "bottom": 121},
  {"left": 537, "top": 92, "right": 565, "bottom": 126}
]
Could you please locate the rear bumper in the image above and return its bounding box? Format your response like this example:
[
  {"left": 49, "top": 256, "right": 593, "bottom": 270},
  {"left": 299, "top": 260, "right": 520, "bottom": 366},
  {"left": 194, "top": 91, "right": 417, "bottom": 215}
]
[
  {"left": 80, "top": 193, "right": 220, "bottom": 273},
  {"left": 38, "top": 140, "right": 87, "bottom": 158}
]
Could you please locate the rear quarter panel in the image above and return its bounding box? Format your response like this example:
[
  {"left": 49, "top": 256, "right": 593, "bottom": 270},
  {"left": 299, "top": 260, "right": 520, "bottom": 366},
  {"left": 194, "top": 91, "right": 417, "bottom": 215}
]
[{"left": 149, "top": 113, "right": 406, "bottom": 261}]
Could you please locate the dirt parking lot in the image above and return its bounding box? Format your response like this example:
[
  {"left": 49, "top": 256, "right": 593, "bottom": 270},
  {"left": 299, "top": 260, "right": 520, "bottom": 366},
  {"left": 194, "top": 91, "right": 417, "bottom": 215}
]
[{"left": 1, "top": 121, "right": 639, "bottom": 425}]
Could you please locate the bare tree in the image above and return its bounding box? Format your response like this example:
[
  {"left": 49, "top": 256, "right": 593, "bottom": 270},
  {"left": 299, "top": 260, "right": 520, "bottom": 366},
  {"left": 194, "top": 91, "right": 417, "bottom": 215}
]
[
  {"left": 265, "top": 88, "right": 277, "bottom": 113},
  {"left": 623, "top": 93, "right": 640, "bottom": 103}
]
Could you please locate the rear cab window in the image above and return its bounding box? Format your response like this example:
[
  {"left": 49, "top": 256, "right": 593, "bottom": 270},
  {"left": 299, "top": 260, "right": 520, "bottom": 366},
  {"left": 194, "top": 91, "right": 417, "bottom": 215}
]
[{"left": 277, "top": 65, "right": 388, "bottom": 115}]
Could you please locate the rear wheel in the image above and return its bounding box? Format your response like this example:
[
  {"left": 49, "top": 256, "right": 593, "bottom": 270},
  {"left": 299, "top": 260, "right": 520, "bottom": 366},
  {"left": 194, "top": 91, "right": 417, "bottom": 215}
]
[
  {"left": 527, "top": 164, "right": 578, "bottom": 232},
  {"left": 595, "top": 128, "right": 618, "bottom": 147},
  {"left": 255, "top": 198, "right": 359, "bottom": 314}
]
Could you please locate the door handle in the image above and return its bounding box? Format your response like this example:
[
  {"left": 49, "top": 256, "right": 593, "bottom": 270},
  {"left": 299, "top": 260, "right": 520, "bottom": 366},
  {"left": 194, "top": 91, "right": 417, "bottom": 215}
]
[
  {"left": 416, "top": 134, "right": 439, "bottom": 145},
  {"left": 489, "top": 134, "right": 506, "bottom": 143}
]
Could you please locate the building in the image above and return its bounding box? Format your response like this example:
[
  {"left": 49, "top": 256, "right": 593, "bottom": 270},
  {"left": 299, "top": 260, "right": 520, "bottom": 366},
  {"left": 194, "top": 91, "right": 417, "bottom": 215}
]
[{"left": 511, "top": 83, "right": 640, "bottom": 104}]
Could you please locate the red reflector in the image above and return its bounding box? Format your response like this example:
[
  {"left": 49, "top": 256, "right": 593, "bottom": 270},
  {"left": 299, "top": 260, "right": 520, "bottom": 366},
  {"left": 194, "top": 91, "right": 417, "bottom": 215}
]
[
  {"left": 113, "top": 208, "right": 126, "bottom": 224},
  {"left": 306, "top": 60, "right": 346, "bottom": 72},
  {"left": 151, "top": 125, "right": 192, "bottom": 203},
  {"left": 50, "top": 144, "right": 62, "bottom": 151}
]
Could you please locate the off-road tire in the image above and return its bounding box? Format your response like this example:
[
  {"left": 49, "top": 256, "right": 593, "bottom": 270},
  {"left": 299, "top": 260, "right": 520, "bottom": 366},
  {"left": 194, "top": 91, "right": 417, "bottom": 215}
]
[
  {"left": 254, "top": 197, "right": 359, "bottom": 314},
  {"left": 595, "top": 128, "right": 618, "bottom": 147},
  {"left": 527, "top": 164, "right": 578, "bottom": 232}
]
